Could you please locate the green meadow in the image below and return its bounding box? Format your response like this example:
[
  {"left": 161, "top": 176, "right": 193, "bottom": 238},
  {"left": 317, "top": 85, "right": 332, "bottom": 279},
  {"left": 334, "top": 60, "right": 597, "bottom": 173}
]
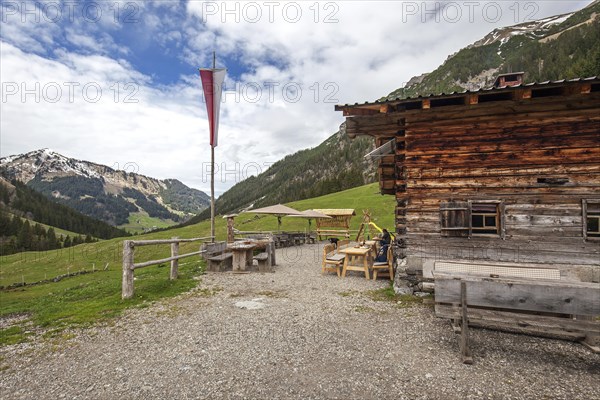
[{"left": 0, "top": 183, "right": 395, "bottom": 345}]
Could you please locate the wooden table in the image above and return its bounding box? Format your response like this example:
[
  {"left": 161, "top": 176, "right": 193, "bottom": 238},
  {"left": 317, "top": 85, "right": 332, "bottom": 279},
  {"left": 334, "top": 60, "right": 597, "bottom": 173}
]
[
  {"left": 227, "top": 243, "right": 255, "bottom": 272},
  {"left": 364, "top": 240, "right": 378, "bottom": 255},
  {"left": 339, "top": 246, "right": 373, "bottom": 279},
  {"left": 227, "top": 240, "right": 275, "bottom": 272}
]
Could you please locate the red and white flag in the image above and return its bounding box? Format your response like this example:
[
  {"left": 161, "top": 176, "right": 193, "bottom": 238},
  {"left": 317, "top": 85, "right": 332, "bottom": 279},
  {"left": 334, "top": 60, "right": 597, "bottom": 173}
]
[{"left": 199, "top": 68, "right": 226, "bottom": 147}]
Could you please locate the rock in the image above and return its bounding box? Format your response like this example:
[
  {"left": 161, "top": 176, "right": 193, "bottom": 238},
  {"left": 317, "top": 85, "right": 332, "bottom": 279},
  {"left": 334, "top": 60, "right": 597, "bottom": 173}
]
[
  {"left": 235, "top": 299, "right": 266, "bottom": 310},
  {"left": 393, "top": 279, "right": 414, "bottom": 295},
  {"left": 425, "top": 373, "right": 433, "bottom": 379}
]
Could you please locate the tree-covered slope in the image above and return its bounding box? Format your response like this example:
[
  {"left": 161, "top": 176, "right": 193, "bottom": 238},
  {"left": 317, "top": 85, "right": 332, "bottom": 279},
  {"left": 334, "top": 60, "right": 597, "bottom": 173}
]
[
  {"left": 386, "top": 0, "right": 600, "bottom": 100},
  {"left": 0, "top": 177, "right": 129, "bottom": 240},
  {"left": 183, "top": 131, "right": 377, "bottom": 226}
]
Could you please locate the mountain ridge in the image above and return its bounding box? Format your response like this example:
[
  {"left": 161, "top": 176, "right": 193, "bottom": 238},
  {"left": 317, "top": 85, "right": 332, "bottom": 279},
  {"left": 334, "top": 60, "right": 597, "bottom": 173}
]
[
  {"left": 387, "top": 0, "right": 600, "bottom": 99},
  {"left": 0, "top": 149, "right": 210, "bottom": 229}
]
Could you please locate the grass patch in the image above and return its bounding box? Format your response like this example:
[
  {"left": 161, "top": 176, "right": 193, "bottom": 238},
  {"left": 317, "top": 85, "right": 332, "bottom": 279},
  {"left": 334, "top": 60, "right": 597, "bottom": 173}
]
[
  {"left": 0, "top": 326, "right": 34, "bottom": 346},
  {"left": 0, "top": 182, "right": 394, "bottom": 346},
  {"left": 196, "top": 286, "right": 223, "bottom": 297},
  {"left": 338, "top": 290, "right": 358, "bottom": 297},
  {"left": 0, "top": 259, "right": 205, "bottom": 346},
  {"left": 257, "top": 290, "right": 286, "bottom": 298},
  {"left": 354, "top": 305, "right": 377, "bottom": 313},
  {"left": 118, "top": 211, "right": 177, "bottom": 234},
  {"left": 366, "top": 283, "right": 429, "bottom": 308}
]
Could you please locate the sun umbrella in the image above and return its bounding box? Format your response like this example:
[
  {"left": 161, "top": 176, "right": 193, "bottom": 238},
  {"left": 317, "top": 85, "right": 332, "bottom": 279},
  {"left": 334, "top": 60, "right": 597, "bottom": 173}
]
[
  {"left": 288, "top": 209, "right": 332, "bottom": 231},
  {"left": 249, "top": 204, "right": 302, "bottom": 231}
]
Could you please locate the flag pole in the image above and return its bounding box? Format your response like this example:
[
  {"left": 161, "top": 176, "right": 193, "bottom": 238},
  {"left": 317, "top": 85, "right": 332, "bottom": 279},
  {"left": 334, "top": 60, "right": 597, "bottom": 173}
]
[{"left": 210, "top": 51, "right": 216, "bottom": 243}]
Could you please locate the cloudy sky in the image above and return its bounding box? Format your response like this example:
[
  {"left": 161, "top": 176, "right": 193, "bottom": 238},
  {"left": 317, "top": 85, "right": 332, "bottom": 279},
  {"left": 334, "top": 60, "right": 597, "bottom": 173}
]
[{"left": 0, "top": 0, "right": 592, "bottom": 196}]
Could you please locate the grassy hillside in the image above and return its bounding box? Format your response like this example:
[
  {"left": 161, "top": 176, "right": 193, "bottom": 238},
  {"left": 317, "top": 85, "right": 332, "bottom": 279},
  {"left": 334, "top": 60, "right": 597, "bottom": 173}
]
[
  {"left": 0, "top": 183, "right": 394, "bottom": 345},
  {"left": 118, "top": 211, "right": 177, "bottom": 234}
]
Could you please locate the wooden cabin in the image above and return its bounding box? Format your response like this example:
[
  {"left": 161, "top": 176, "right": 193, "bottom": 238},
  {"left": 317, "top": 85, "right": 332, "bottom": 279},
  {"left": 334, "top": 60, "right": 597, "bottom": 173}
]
[{"left": 336, "top": 77, "right": 600, "bottom": 282}]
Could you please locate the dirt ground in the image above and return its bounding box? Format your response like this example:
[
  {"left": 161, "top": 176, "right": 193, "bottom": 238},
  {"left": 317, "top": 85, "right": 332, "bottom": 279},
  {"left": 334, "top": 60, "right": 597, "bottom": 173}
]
[{"left": 1, "top": 243, "right": 599, "bottom": 399}]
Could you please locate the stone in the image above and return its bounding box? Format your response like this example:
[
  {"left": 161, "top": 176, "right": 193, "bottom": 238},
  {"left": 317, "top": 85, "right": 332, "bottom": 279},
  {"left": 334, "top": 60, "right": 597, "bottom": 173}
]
[{"left": 235, "top": 299, "right": 266, "bottom": 310}]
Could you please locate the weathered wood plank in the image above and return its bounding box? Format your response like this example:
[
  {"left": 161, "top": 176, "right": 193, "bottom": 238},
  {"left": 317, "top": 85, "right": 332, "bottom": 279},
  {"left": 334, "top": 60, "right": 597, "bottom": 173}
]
[
  {"left": 434, "top": 275, "right": 600, "bottom": 315},
  {"left": 405, "top": 186, "right": 600, "bottom": 196},
  {"left": 406, "top": 174, "right": 600, "bottom": 189},
  {"left": 122, "top": 240, "right": 134, "bottom": 300},
  {"left": 407, "top": 130, "right": 600, "bottom": 155},
  {"left": 460, "top": 282, "right": 473, "bottom": 364},
  {"left": 132, "top": 237, "right": 212, "bottom": 246},
  {"left": 406, "top": 147, "right": 600, "bottom": 168},
  {"left": 435, "top": 304, "right": 599, "bottom": 338},
  {"left": 407, "top": 246, "right": 599, "bottom": 266},
  {"left": 132, "top": 250, "right": 204, "bottom": 270},
  {"left": 407, "top": 164, "right": 600, "bottom": 180}
]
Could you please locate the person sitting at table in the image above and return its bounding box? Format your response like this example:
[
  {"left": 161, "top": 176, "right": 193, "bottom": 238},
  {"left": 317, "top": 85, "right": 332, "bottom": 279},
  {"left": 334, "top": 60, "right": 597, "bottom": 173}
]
[
  {"left": 379, "top": 228, "right": 391, "bottom": 246},
  {"left": 375, "top": 242, "right": 389, "bottom": 262}
]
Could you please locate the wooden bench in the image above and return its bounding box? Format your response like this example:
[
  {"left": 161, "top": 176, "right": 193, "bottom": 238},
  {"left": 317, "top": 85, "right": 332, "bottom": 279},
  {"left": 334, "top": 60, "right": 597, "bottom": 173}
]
[
  {"left": 207, "top": 253, "right": 233, "bottom": 272},
  {"left": 434, "top": 271, "right": 600, "bottom": 364},
  {"left": 253, "top": 252, "right": 272, "bottom": 272},
  {"left": 273, "top": 234, "right": 290, "bottom": 248}
]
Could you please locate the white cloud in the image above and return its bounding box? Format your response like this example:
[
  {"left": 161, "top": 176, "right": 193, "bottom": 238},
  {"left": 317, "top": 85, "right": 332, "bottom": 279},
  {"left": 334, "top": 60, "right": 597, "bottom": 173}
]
[{"left": 1, "top": 0, "right": 594, "bottom": 198}]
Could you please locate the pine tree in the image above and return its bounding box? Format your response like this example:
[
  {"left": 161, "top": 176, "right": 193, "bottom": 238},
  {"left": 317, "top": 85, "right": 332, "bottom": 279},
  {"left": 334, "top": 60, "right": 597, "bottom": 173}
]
[
  {"left": 47, "top": 227, "right": 58, "bottom": 250},
  {"left": 17, "top": 220, "right": 33, "bottom": 250}
]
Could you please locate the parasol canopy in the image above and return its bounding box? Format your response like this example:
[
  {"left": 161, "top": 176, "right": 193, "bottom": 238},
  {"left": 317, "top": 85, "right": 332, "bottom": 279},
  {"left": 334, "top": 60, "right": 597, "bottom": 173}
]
[
  {"left": 288, "top": 209, "right": 332, "bottom": 231},
  {"left": 249, "top": 204, "right": 302, "bottom": 231}
]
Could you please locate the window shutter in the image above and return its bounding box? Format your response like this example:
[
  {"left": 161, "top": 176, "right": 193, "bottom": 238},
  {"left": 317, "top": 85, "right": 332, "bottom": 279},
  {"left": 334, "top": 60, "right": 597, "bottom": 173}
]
[{"left": 440, "top": 201, "right": 470, "bottom": 237}]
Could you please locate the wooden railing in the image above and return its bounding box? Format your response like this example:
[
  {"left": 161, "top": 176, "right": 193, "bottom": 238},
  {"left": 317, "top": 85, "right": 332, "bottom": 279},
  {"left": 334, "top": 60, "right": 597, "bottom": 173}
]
[{"left": 122, "top": 236, "right": 213, "bottom": 299}]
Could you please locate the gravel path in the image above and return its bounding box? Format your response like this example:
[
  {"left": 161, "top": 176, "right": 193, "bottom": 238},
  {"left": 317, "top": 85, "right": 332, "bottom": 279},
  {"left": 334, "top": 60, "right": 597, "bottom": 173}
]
[{"left": 1, "top": 243, "right": 599, "bottom": 399}]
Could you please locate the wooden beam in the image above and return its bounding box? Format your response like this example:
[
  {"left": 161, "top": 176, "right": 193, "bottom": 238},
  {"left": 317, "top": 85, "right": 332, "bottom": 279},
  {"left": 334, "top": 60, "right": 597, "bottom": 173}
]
[
  {"left": 460, "top": 282, "right": 473, "bottom": 364},
  {"left": 465, "top": 94, "right": 479, "bottom": 105},
  {"left": 342, "top": 107, "right": 380, "bottom": 116},
  {"left": 435, "top": 275, "right": 600, "bottom": 316},
  {"left": 580, "top": 83, "right": 592, "bottom": 94},
  {"left": 422, "top": 99, "right": 430, "bottom": 109},
  {"left": 435, "top": 304, "right": 599, "bottom": 338}
]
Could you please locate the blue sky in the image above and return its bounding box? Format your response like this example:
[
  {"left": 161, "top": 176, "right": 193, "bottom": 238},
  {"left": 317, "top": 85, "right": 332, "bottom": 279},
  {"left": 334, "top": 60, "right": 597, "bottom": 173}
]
[{"left": 0, "top": 0, "right": 593, "bottom": 196}]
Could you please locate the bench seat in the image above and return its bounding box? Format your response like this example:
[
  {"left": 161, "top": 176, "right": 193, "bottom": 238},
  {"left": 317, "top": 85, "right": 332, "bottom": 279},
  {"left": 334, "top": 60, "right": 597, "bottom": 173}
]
[
  {"left": 207, "top": 253, "right": 233, "bottom": 272},
  {"left": 253, "top": 252, "right": 272, "bottom": 272}
]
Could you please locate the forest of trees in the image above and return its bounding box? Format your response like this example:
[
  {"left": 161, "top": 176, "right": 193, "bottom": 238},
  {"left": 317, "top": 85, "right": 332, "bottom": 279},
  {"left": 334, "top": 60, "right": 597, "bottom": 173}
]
[
  {"left": 0, "top": 211, "right": 96, "bottom": 255},
  {"left": 0, "top": 178, "right": 129, "bottom": 240}
]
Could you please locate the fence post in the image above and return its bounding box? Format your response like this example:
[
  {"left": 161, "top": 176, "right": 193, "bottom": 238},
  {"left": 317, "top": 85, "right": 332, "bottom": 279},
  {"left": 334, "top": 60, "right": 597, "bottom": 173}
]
[
  {"left": 122, "top": 240, "right": 135, "bottom": 299},
  {"left": 170, "top": 237, "right": 179, "bottom": 280}
]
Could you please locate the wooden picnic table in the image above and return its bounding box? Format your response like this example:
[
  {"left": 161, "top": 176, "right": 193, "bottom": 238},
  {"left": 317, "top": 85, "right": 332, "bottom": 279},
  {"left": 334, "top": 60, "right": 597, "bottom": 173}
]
[
  {"left": 227, "top": 239, "right": 275, "bottom": 272},
  {"left": 339, "top": 246, "right": 374, "bottom": 279}
]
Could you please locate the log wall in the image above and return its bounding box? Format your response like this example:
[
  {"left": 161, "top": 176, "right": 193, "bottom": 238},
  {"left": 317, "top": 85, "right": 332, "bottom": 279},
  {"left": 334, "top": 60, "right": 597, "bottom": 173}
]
[{"left": 341, "top": 85, "right": 600, "bottom": 280}]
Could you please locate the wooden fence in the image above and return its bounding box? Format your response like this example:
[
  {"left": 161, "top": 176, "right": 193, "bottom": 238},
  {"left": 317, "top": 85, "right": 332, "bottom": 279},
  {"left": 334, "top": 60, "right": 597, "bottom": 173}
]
[{"left": 122, "top": 236, "right": 213, "bottom": 299}]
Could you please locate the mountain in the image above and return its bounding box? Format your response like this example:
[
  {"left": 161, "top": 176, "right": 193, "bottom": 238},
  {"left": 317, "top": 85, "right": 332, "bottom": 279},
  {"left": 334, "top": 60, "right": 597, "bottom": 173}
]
[
  {"left": 0, "top": 149, "right": 210, "bottom": 229},
  {"left": 386, "top": 0, "right": 600, "bottom": 99},
  {"left": 183, "top": 130, "right": 377, "bottom": 225},
  {"left": 0, "top": 176, "right": 128, "bottom": 255}
]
